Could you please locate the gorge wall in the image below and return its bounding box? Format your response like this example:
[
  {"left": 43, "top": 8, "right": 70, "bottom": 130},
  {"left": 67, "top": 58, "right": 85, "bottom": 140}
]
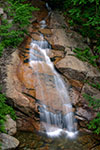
[{"left": 0, "top": 0, "right": 100, "bottom": 133}]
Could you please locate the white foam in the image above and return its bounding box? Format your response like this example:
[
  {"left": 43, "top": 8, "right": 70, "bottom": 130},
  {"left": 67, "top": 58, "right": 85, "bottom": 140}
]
[
  {"left": 40, "top": 20, "right": 47, "bottom": 28},
  {"left": 46, "top": 126, "right": 78, "bottom": 138},
  {"left": 47, "top": 128, "right": 63, "bottom": 137},
  {"left": 66, "top": 131, "right": 78, "bottom": 138}
]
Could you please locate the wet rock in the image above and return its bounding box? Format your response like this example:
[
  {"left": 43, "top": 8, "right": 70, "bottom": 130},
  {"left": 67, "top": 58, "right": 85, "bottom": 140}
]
[
  {"left": 48, "top": 49, "right": 65, "bottom": 64},
  {"left": 6, "top": 47, "right": 72, "bottom": 130},
  {"left": 0, "top": 133, "right": 19, "bottom": 150},
  {"left": 16, "top": 111, "right": 40, "bottom": 132},
  {"left": 5, "top": 115, "right": 17, "bottom": 136},
  {"left": 31, "top": 33, "right": 43, "bottom": 41},
  {"left": 39, "top": 29, "right": 52, "bottom": 35},
  {"left": 52, "top": 45, "right": 65, "bottom": 51}
]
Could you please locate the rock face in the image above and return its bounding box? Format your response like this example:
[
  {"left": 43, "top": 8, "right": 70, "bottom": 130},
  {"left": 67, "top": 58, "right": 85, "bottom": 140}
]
[
  {"left": 0, "top": 133, "right": 19, "bottom": 150},
  {"left": 1, "top": 1, "right": 100, "bottom": 133},
  {"left": 6, "top": 51, "right": 40, "bottom": 131}
]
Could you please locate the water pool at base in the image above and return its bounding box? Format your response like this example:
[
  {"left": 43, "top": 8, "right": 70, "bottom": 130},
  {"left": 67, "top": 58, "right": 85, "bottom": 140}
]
[{"left": 15, "top": 131, "right": 100, "bottom": 150}]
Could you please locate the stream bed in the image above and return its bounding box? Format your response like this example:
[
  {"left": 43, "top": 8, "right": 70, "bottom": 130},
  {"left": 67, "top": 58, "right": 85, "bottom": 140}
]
[{"left": 15, "top": 131, "right": 100, "bottom": 150}]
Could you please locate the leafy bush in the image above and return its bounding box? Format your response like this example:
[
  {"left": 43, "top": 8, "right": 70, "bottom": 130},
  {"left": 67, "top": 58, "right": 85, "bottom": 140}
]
[
  {"left": 72, "top": 48, "right": 99, "bottom": 67},
  {"left": 0, "top": 88, "right": 16, "bottom": 133},
  {"left": 63, "top": 0, "right": 100, "bottom": 35},
  {"left": 83, "top": 81, "right": 100, "bottom": 134},
  {"left": 65, "top": 0, "right": 100, "bottom": 66},
  {"left": 83, "top": 93, "right": 100, "bottom": 134},
  {"left": 0, "top": 0, "right": 38, "bottom": 56}
]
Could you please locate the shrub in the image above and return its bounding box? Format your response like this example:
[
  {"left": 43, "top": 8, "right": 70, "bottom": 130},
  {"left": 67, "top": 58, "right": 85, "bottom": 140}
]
[
  {"left": 83, "top": 93, "right": 100, "bottom": 134},
  {"left": 72, "top": 48, "right": 99, "bottom": 67},
  {"left": 0, "top": 0, "right": 38, "bottom": 56}
]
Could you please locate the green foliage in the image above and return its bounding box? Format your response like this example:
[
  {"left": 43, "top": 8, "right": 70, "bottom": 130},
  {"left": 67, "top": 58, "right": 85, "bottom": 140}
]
[
  {"left": 88, "top": 113, "right": 100, "bottom": 135},
  {"left": 65, "top": 0, "right": 100, "bottom": 64},
  {"left": 86, "top": 81, "right": 100, "bottom": 90},
  {"left": 0, "top": 87, "right": 16, "bottom": 133},
  {"left": 83, "top": 93, "right": 100, "bottom": 109},
  {"left": 0, "top": 0, "right": 38, "bottom": 56},
  {"left": 72, "top": 48, "right": 99, "bottom": 67},
  {"left": 83, "top": 82, "right": 100, "bottom": 134},
  {"left": 8, "top": 0, "right": 38, "bottom": 28}
]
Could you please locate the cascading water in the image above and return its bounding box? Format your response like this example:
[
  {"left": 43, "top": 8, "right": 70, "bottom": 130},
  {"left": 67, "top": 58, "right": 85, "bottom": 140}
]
[{"left": 29, "top": 3, "right": 78, "bottom": 138}]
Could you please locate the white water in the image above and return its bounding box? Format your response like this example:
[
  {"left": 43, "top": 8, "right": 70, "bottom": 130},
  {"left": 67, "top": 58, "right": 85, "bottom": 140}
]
[{"left": 29, "top": 5, "right": 78, "bottom": 138}]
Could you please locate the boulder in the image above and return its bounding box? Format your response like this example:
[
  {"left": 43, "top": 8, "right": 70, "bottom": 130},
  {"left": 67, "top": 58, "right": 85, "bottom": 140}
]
[
  {"left": 45, "top": 29, "right": 69, "bottom": 49},
  {"left": 5, "top": 115, "right": 16, "bottom": 136},
  {"left": 0, "top": 133, "right": 19, "bottom": 150},
  {"left": 56, "top": 55, "right": 87, "bottom": 82},
  {"left": 56, "top": 55, "right": 100, "bottom": 86}
]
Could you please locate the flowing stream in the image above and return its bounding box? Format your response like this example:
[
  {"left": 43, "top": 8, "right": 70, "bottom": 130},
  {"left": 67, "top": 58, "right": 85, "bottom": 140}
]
[{"left": 28, "top": 5, "right": 78, "bottom": 138}]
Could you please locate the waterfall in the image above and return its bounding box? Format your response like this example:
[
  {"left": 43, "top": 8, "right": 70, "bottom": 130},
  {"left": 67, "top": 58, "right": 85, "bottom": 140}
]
[{"left": 29, "top": 4, "right": 78, "bottom": 138}]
